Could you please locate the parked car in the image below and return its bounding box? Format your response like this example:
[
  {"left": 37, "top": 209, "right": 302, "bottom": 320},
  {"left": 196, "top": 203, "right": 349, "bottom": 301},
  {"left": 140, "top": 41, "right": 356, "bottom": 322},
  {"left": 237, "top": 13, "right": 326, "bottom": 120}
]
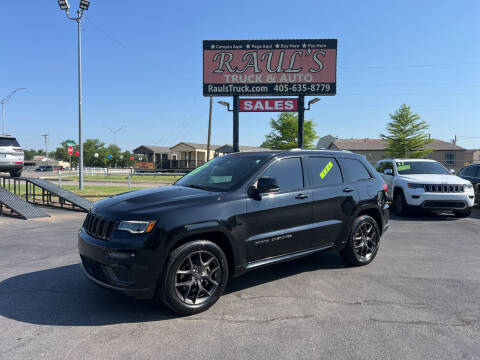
[
  {"left": 0, "top": 135, "right": 24, "bottom": 177},
  {"left": 376, "top": 159, "right": 475, "bottom": 217},
  {"left": 458, "top": 164, "right": 480, "bottom": 205},
  {"left": 79, "top": 150, "right": 389, "bottom": 314},
  {"left": 34, "top": 165, "right": 54, "bottom": 172}
]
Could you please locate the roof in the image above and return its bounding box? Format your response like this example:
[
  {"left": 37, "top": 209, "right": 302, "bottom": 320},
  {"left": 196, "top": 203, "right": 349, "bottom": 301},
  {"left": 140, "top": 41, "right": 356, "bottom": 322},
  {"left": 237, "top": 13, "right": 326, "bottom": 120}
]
[
  {"left": 133, "top": 145, "right": 172, "bottom": 154},
  {"left": 215, "top": 144, "right": 270, "bottom": 152},
  {"left": 465, "top": 149, "right": 480, "bottom": 154},
  {"left": 318, "top": 135, "right": 465, "bottom": 151},
  {"left": 170, "top": 142, "right": 222, "bottom": 150}
]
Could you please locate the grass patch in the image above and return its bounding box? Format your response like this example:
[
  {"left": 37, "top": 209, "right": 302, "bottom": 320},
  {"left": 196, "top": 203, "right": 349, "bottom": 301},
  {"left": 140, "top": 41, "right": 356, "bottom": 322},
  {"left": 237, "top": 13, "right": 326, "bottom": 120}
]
[
  {"left": 62, "top": 185, "right": 145, "bottom": 199},
  {"left": 57, "top": 174, "right": 182, "bottom": 183},
  {"left": 2, "top": 182, "right": 148, "bottom": 202}
]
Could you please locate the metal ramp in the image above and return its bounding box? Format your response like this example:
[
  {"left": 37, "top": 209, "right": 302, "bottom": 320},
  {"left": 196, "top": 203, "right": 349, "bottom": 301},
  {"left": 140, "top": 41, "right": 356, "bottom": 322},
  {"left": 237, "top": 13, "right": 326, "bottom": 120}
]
[
  {"left": 25, "top": 178, "right": 92, "bottom": 211},
  {"left": 0, "top": 187, "right": 49, "bottom": 219}
]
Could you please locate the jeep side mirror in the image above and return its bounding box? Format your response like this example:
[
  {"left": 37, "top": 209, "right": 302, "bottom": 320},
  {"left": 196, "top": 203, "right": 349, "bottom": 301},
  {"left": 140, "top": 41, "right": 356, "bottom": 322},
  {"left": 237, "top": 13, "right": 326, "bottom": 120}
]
[
  {"left": 450, "top": 169, "right": 455, "bottom": 175},
  {"left": 257, "top": 177, "right": 280, "bottom": 193},
  {"left": 383, "top": 169, "right": 393, "bottom": 176}
]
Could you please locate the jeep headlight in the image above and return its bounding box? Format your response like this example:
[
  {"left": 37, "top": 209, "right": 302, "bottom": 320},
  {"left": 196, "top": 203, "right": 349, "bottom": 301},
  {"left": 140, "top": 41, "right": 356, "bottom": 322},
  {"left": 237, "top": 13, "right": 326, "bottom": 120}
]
[
  {"left": 464, "top": 183, "right": 473, "bottom": 189},
  {"left": 118, "top": 220, "right": 156, "bottom": 234},
  {"left": 407, "top": 183, "right": 424, "bottom": 189}
]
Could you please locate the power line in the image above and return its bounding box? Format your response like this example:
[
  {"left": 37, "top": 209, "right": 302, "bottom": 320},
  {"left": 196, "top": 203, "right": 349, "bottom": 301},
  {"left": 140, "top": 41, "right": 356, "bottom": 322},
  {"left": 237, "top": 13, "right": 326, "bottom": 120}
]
[
  {"left": 343, "top": 62, "right": 480, "bottom": 70},
  {"left": 84, "top": 16, "right": 196, "bottom": 82}
]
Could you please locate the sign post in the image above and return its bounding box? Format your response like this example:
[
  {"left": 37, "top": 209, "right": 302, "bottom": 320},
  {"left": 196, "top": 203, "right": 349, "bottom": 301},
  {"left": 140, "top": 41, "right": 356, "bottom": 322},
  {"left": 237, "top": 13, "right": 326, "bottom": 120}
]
[
  {"left": 297, "top": 95, "right": 305, "bottom": 148},
  {"left": 233, "top": 95, "right": 239, "bottom": 152},
  {"left": 203, "top": 39, "right": 337, "bottom": 150}
]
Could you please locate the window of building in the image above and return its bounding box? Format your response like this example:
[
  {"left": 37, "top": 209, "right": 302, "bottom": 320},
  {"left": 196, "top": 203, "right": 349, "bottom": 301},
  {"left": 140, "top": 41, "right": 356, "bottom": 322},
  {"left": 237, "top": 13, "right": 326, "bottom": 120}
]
[{"left": 445, "top": 152, "right": 456, "bottom": 166}]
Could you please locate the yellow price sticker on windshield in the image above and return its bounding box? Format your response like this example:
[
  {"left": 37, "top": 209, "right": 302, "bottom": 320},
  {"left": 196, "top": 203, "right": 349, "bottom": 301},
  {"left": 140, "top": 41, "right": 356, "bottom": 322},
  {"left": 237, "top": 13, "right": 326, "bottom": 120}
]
[{"left": 320, "top": 161, "right": 334, "bottom": 179}]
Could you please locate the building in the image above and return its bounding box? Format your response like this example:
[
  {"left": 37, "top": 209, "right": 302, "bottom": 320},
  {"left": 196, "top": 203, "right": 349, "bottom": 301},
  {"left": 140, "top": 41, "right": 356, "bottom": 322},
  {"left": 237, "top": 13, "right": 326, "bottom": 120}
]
[
  {"left": 317, "top": 135, "right": 467, "bottom": 171},
  {"left": 214, "top": 145, "right": 270, "bottom": 156},
  {"left": 132, "top": 145, "right": 178, "bottom": 170},
  {"left": 133, "top": 142, "right": 269, "bottom": 171},
  {"left": 464, "top": 149, "right": 480, "bottom": 165},
  {"left": 169, "top": 142, "right": 221, "bottom": 168}
]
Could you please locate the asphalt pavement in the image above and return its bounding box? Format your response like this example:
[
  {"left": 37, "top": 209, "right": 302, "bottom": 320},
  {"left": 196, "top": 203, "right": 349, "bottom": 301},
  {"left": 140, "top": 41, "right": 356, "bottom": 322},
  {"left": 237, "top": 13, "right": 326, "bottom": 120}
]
[{"left": 0, "top": 208, "right": 479, "bottom": 359}]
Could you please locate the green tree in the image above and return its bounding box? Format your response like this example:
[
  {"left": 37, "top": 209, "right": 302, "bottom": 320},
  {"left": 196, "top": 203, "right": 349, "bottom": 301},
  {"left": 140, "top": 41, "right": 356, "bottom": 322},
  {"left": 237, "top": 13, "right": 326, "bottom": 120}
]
[
  {"left": 24, "top": 149, "right": 43, "bottom": 160},
  {"left": 261, "top": 112, "right": 318, "bottom": 150},
  {"left": 106, "top": 144, "right": 122, "bottom": 168},
  {"left": 84, "top": 139, "right": 107, "bottom": 167},
  {"left": 380, "top": 104, "right": 433, "bottom": 158}
]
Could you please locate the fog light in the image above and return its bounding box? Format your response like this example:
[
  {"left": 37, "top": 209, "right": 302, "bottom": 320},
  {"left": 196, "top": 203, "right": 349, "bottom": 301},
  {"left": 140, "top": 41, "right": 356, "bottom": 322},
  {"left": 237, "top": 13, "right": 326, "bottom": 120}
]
[{"left": 108, "top": 252, "right": 133, "bottom": 260}]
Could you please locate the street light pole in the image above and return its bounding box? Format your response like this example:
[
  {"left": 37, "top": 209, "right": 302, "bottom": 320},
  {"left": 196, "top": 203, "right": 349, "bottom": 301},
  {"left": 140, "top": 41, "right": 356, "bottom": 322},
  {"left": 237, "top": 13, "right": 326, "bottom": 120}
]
[
  {"left": 58, "top": 0, "right": 90, "bottom": 190},
  {"left": 1, "top": 88, "right": 27, "bottom": 136},
  {"left": 77, "top": 11, "right": 84, "bottom": 190}
]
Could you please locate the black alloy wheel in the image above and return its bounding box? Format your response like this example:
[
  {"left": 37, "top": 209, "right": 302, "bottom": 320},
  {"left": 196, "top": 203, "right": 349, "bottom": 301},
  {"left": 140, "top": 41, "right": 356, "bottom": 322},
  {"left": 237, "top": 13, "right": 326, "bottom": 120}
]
[
  {"left": 159, "top": 240, "right": 228, "bottom": 315},
  {"left": 174, "top": 250, "right": 221, "bottom": 305},
  {"left": 341, "top": 215, "right": 380, "bottom": 266}
]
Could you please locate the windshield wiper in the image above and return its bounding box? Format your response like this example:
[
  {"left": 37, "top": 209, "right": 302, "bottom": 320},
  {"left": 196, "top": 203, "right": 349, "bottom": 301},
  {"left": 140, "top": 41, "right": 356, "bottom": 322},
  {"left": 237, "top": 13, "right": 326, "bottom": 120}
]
[{"left": 183, "top": 184, "right": 211, "bottom": 191}]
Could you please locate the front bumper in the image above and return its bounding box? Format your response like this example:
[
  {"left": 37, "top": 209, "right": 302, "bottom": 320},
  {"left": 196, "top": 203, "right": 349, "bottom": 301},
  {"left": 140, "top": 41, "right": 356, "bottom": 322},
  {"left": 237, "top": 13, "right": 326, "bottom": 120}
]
[
  {"left": 78, "top": 230, "right": 158, "bottom": 299},
  {"left": 405, "top": 189, "right": 475, "bottom": 210}
]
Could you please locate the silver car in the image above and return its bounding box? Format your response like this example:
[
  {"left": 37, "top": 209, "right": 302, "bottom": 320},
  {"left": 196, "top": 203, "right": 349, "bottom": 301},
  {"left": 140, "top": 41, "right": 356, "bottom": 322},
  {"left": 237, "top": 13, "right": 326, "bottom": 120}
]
[{"left": 0, "top": 135, "right": 24, "bottom": 177}]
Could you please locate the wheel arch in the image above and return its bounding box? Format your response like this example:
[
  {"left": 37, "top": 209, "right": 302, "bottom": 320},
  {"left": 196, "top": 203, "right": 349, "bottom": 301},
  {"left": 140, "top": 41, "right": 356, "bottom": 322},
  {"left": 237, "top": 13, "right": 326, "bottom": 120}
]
[
  {"left": 355, "top": 207, "right": 383, "bottom": 235},
  {"left": 168, "top": 230, "right": 237, "bottom": 277}
]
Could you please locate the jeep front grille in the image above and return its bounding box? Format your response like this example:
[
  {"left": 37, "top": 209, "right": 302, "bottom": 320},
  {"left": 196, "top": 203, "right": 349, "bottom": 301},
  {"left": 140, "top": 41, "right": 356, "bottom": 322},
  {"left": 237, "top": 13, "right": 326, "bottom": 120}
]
[
  {"left": 423, "top": 184, "right": 464, "bottom": 193},
  {"left": 83, "top": 213, "right": 116, "bottom": 240}
]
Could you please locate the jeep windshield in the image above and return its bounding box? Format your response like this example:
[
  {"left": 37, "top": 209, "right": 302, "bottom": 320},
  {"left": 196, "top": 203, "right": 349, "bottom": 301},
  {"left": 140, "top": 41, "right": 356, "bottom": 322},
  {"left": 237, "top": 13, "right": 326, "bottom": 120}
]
[
  {"left": 176, "top": 153, "right": 271, "bottom": 192},
  {"left": 396, "top": 161, "right": 450, "bottom": 175}
]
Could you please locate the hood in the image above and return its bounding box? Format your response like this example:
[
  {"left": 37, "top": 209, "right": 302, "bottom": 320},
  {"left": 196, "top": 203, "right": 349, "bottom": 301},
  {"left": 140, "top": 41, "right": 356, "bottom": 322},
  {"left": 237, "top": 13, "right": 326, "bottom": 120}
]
[
  {"left": 399, "top": 174, "right": 470, "bottom": 184},
  {"left": 92, "top": 185, "right": 221, "bottom": 218}
]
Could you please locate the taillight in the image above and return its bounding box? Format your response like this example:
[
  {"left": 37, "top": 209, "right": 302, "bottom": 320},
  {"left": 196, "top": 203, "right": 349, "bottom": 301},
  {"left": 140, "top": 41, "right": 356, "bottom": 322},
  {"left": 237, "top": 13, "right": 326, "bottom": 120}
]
[
  {"left": 382, "top": 183, "right": 388, "bottom": 193},
  {"left": 13, "top": 148, "right": 23, "bottom": 152}
]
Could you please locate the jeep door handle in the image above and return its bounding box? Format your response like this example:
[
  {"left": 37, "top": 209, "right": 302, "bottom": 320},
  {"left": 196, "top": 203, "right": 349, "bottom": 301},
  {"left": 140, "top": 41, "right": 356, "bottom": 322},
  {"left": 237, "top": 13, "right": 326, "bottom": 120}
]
[
  {"left": 295, "top": 194, "right": 310, "bottom": 199},
  {"left": 343, "top": 187, "right": 355, "bottom": 193}
]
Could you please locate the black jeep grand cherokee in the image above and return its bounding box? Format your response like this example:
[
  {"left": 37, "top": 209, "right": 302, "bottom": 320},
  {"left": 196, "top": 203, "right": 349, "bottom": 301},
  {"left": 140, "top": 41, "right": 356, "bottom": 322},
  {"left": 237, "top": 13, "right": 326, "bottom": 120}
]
[{"left": 79, "top": 150, "right": 389, "bottom": 314}]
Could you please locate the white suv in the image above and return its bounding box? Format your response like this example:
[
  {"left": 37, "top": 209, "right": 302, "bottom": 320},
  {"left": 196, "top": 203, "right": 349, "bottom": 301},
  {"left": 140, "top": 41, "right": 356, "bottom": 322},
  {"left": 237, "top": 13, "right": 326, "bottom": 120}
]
[
  {"left": 375, "top": 159, "right": 474, "bottom": 217},
  {"left": 0, "top": 135, "right": 24, "bottom": 177}
]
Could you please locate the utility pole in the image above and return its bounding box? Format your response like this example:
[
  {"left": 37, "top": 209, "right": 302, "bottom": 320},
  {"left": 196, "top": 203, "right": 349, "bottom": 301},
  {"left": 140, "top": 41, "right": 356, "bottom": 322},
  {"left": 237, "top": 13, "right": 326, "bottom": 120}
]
[
  {"left": 207, "top": 96, "right": 213, "bottom": 160},
  {"left": 41, "top": 134, "right": 49, "bottom": 164}
]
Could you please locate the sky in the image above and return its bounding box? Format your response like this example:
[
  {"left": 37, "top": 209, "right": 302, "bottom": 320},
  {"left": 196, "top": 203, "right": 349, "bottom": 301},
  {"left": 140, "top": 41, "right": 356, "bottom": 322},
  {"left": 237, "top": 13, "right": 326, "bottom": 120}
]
[{"left": 1, "top": 0, "right": 479, "bottom": 152}]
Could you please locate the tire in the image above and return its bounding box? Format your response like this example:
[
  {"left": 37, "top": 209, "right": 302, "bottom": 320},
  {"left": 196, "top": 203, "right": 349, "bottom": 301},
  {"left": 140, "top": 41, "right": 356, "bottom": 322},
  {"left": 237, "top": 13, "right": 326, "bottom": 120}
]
[
  {"left": 394, "top": 190, "right": 408, "bottom": 216},
  {"left": 10, "top": 169, "right": 22, "bottom": 178},
  {"left": 340, "top": 215, "right": 380, "bottom": 266},
  {"left": 453, "top": 207, "right": 472, "bottom": 218},
  {"left": 158, "top": 240, "right": 229, "bottom": 315}
]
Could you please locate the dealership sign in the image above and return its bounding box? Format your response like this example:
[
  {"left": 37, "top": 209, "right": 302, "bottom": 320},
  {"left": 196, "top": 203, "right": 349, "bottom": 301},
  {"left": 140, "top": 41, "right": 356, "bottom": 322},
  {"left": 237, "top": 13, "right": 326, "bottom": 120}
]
[
  {"left": 239, "top": 98, "right": 298, "bottom": 112},
  {"left": 203, "top": 39, "right": 337, "bottom": 96}
]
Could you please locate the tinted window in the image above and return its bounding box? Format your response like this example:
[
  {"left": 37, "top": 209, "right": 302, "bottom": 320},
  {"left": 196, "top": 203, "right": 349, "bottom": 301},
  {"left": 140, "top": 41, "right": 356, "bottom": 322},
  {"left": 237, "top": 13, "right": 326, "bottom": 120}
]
[
  {"left": 307, "top": 157, "right": 343, "bottom": 187},
  {"left": 471, "top": 166, "right": 480, "bottom": 178},
  {"left": 0, "top": 137, "right": 20, "bottom": 147},
  {"left": 176, "top": 153, "right": 271, "bottom": 191},
  {"left": 376, "top": 162, "right": 385, "bottom": 173},
  {"left": 385, "top": 162, "right": 394, "bottom": 172},
  {"left": 461, "top": 167, "right": 474, "bottom": 177},
  {"left": 340, "top": 158, "right": 372, "bottom": 182},
  {"left": 261, "top": 157, "right": 303, "bottom": 191}
]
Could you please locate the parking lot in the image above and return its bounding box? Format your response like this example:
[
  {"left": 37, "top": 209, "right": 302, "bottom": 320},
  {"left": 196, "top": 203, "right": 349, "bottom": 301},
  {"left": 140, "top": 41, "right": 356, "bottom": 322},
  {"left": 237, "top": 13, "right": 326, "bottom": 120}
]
[{"left": 0, "top": 208, "right": 479, "bottom": 360}]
